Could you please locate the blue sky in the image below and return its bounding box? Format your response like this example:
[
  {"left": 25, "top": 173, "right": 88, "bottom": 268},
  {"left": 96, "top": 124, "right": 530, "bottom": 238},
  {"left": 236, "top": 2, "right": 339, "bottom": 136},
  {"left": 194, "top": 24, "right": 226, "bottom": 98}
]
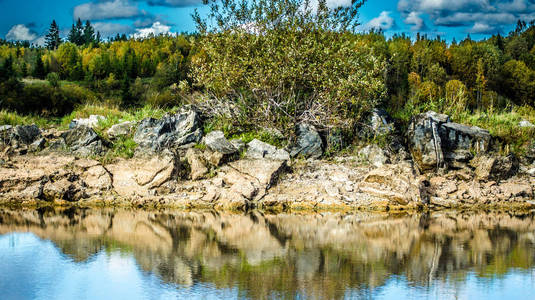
[{"left": 1, "top": 0, "right": 534, "bottom": 45}]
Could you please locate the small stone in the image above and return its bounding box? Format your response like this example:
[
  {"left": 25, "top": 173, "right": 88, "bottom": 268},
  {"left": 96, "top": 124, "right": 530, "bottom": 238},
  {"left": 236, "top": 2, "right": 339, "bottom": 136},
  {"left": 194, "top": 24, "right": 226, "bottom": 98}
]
[
  {"left": 519, "top": 120, "right": 535, "bottom": 128},
  {"left": 69, "top": 115, "right": 106, "bottom": 129},
  {"left": 107, "top": 121, "right": 135, "bottom": 138},
  {"left": 246, "top": 139, "right": 290, "bottom": 161},
  {"left": 203, "top": 131, "right": 238, "bottom": 155}
]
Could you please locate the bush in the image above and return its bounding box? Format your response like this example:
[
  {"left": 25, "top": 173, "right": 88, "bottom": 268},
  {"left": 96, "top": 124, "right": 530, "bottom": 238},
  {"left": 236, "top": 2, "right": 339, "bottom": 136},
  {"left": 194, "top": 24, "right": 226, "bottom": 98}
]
[
  {"left": 46, "top": 72, "right": 60, "bottom": 87},
  {"left": 191, "top": 0, "right": 384, "bottom": 133}
]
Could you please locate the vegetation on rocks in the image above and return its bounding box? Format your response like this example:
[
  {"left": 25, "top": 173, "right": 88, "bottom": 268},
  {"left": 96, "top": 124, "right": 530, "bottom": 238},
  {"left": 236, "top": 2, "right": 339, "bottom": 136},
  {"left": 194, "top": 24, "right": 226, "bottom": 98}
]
[{"left": 1, "top": 1, "right": 535, "bottom": 154}]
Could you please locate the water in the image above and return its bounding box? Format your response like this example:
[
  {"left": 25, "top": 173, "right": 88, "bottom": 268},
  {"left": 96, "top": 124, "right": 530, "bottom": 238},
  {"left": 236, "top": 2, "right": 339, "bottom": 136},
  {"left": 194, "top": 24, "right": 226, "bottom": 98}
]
[{"left": 0, "top": 208, "right": 535, "bottom": 299}]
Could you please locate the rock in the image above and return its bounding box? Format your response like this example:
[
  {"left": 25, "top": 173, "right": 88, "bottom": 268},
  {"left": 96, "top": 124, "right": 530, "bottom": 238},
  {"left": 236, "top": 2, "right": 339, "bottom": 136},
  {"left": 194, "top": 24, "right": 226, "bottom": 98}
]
[
  {"left": 519, "top": 120, "right": 535, "bottom": 128},
  {"left": 185, "top": 148, "right": 208, "bottom": 180},
  {"left": 229, "top": 159, "right": 286, "bottom": 188},
  {"left": 106, "top": 150, "right": 179, "bottom": 197},
  {"left": 203, "top": 131, "right": 238, "bottom": 155},
  {"left": 134, "top": 110, "right": 202, "bottom": 154},
  {"left": 0, "top": 125, "right": 42, "bottom": 148},
  {"left": 230, "top": 139, "right": 245, "bottom": 152},
  {"left": 528, "top": 168, "right": 535, "bottom": 176},
  {"left": 471, "top": 154, "right": 519, "bottom": 181},
  {"left": 246, "top": 139, "right": 290, "bottom": 161},
  {"left": 359, "top": 162, "right": 420, "bottom": 204},
  {"left": 60, "top": 126, "right": 108, "bottom": 156},
  {"left": 358, "top": 144, "right": 389, "bottom": 167},
  {"left": 230, "top": 181, "right": 258, "bottom": 200},
  {"left": 204, "top": 151, "right": 224, "bottom": 167},
  {"left": 83, "top": 165, "right": 113, "bottom": 191},
  {"left": 29, "top": 138, "right": 46, "bottom": 152},
  {"left": 408, "top": 111, "right": 491, "bottom": 172},
  {"left": 69, "top": 115, "right": 106, "bottom": 129},
  {"left": 107, "top": 121, "right": 135, "bottom": 138},
  {"left": 290, "top": 123, "right": 323, "bottom": 159},
  {"left": 369, "top": 109, "right": 394, "bottom": 136},
  {"left": 500, "top": 182, "right": 533, "bottom": 199}
]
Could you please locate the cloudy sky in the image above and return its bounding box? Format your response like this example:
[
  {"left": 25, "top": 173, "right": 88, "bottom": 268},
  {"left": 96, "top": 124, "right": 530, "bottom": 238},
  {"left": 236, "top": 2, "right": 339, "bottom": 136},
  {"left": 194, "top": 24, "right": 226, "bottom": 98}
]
[{"left": 1, "top": 0, "right": 534, "bottom": 45}]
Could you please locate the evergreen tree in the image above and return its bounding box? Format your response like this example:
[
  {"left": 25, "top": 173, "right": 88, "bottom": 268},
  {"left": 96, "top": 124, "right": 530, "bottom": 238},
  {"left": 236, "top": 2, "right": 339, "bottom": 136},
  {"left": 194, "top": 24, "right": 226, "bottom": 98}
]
[
  {"left": 45, "top": 20, "right": 61, "bottom": 50},
  {"left": 83, "top": 20, "right": 95, "bottom": 45},
  {"left": 33, "top": 54, "right": 46, "bottom": 79},
  {"left": 96, "top": 31, "right": 101, "bottom": 44},
  {"left": 68, "top": 18, "right": 84, "bottom": 46}
]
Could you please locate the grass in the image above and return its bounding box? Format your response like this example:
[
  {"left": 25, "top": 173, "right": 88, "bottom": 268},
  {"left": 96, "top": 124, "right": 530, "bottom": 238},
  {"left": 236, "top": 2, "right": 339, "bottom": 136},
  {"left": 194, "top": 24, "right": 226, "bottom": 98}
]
[
  {"left": 453, "top": 106, "right": 535, "bottom": 154},
  {"left": 0, "top": 110, "right": 59, "bottom": 128}
]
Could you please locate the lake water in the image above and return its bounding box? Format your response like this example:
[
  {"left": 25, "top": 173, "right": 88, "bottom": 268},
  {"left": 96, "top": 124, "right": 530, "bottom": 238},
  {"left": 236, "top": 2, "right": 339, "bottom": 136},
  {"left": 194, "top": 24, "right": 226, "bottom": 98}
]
[{"left": 0, "top": 208, "right": 535, "bottom": 300}]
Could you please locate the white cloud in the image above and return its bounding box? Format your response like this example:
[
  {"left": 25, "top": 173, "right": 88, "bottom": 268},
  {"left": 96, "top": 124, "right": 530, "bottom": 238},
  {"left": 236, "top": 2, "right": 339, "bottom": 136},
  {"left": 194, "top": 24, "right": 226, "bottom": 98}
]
[
  {"left": 73, "top": 0, "right": 143, "bottom": 20},
  {"left": 404, "top": 12, "right": 425, "bottom": 31},
  {"left": 363, "top": 11, "right": 396, "bottom": 31},
  {"left": 93, "top": 22, "right": 135, "bottom": 37},
  {"left": 397, "top": 0, "right": 535, "bottom": 34},
  {"left": 132, "top": 22, "right": 172, "bottom": 38},
  {"left": 6, "top": 24, "right": 37, "bottom": 41},
  {"left": 469, "top": 22, "right": 495, "bottom": 34}
]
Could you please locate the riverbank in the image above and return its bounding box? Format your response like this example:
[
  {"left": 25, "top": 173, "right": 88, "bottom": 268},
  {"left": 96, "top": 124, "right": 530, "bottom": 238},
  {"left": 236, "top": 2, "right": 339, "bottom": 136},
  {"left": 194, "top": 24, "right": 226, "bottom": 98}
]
[
  {"left": 0, "top": 151, "right": 534, "bottom": 212},
  {"left": 1, "top": 108, "right": 534, "bottom": 212}
]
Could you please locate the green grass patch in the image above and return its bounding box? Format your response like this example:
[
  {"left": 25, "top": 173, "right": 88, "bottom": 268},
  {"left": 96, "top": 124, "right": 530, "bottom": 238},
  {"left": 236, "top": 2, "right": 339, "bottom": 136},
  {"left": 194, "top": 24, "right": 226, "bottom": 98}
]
[{"left": 0, "top": 110, "right": 59, "bottom": 128}]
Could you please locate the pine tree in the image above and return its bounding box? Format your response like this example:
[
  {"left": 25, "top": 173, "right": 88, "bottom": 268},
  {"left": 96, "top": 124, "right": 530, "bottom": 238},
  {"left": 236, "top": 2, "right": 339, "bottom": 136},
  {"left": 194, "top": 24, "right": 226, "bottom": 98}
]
[
  {"left": 96, "top": 31, "right": 101, "bottom": 44},
  {"left": 68, "top": 18, "right": 85, "bottom": 45},
  {"left": 33, "top": 54, "right": 46, "bottom": 79},
  {"left": 83, "top": 20, "right": 95, "bottom": 45},
  {"left": 45, "top": 20, "right": 61, "bottom": 50}
]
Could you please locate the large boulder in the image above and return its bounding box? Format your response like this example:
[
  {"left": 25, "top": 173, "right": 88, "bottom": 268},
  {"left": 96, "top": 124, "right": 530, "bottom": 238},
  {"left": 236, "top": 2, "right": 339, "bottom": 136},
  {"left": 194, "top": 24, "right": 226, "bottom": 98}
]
[
  {"left": 246, "top": 139, "right": 290, "bottom": 161},
  {"left": 134, "top": 110, "right": 203, "bottom": 153},
  {"left": 408, "top": 111, "right": 491, "bottom": 172},
  {"left": 60, "top": 126, "right": 108, "bottom": 156},
  {"left": 69, "top": 115, "right": 106, "bottom": 129},
  {"left": 0, "top": 125, "right": 42, "bottom": 148},
  {"left": 290, "top": 124, "right": 323, "bottom": 159}
]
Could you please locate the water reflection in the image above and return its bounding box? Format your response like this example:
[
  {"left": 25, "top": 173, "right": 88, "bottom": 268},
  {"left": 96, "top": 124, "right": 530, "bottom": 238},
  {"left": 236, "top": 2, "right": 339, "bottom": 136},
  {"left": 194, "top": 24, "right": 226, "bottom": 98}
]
[{"left": 1, "top": 208, "right": 535, "bottom": 299}]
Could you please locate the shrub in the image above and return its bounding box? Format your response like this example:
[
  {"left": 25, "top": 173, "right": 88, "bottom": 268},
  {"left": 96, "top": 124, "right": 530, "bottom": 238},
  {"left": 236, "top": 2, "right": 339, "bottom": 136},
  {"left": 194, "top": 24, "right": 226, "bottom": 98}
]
[
  {"left": 191, "top": 0, "right": 385, "bottom": 133},
  {"left": 46, "top": 72, "right": 60, "bottom": 87}
]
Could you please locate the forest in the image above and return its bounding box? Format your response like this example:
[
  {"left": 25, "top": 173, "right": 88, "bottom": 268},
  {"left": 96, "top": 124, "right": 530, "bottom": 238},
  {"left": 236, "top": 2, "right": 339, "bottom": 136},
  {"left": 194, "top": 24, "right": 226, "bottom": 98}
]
[{"left": 1, "top": 0, "right": 535, "bottom": 154}]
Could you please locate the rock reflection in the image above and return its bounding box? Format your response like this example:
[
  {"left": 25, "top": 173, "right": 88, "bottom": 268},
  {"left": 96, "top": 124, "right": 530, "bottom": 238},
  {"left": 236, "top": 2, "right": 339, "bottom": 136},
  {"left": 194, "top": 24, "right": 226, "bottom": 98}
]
[{"left": 1, "top": 208, "right": 535, "bottom": 299}]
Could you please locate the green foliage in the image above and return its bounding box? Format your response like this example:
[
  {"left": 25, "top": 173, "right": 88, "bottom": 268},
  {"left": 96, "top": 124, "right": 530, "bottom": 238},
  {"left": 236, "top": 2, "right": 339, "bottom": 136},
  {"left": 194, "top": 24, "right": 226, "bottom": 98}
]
[
  {"left": 0, "top": 110, "right": 56, "bottom": 127},
  {"left": 45, "top": 20, "right": 61, "bottom": 50},
  {"left": 46, "top": 72, "right": 60, "bottom": 87},
  {"left": 192, "top": 0, "right": 384, "bottom": 132}
]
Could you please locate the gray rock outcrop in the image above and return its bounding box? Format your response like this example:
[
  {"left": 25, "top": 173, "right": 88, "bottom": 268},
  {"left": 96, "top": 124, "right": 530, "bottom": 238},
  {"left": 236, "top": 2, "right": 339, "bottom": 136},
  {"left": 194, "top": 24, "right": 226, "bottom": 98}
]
[
  {"left": 290, "top": 124, "right": 323, "bottom": 159},
  {"left": 134, "top": 110, "right": 203, "bottom": 153},
  {"left": 60, "top": 126, "right": 108, "bottom": 156},
  {"left": 408, "top": 111, "right": 491, "bottom": 172},
  {"left": 0, "top": 125, "right": 42, "bottom": 149}
]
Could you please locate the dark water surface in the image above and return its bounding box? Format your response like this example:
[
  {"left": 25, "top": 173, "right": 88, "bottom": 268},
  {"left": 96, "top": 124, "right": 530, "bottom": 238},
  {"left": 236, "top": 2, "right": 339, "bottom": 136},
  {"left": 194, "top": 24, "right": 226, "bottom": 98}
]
[{"left": 1, "top": 208, "right": 535, "bottom": 299}]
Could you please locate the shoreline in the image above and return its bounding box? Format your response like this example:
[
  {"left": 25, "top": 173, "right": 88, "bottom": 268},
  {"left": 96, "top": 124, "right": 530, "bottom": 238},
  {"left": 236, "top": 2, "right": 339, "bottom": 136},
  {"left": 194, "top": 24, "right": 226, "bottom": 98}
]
[{"left": 1, "top": 151, "right": 533, "bottom": 213}]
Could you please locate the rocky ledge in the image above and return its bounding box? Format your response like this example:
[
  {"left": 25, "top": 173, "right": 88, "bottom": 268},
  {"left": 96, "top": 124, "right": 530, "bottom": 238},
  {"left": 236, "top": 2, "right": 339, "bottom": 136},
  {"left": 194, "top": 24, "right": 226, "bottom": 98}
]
[{"left": 0, "top": 109, "right": 534, "bottom": 211}]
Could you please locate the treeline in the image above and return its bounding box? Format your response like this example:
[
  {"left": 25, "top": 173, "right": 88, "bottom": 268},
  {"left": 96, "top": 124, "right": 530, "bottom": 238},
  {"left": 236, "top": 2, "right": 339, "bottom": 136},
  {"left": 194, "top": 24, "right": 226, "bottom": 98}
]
[{"left": 1, "top": 3, "right": 535, "bottom": 139}]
